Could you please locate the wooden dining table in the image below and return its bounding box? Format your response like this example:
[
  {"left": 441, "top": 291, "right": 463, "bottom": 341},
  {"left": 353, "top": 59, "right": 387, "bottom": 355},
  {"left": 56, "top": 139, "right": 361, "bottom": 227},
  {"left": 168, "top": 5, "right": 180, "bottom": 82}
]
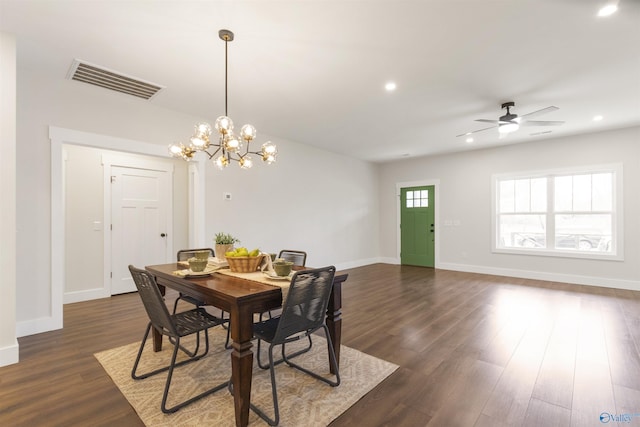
[{"left": 145, "top": 263, "right": 348, "bottom": 427}]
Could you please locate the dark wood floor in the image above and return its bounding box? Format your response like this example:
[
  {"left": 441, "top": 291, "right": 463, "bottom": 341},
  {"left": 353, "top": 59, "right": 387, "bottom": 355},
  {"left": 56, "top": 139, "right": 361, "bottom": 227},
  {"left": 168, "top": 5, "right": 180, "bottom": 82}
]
[{"left": 1, "top": 264, "right": 639, "bottom": 426}]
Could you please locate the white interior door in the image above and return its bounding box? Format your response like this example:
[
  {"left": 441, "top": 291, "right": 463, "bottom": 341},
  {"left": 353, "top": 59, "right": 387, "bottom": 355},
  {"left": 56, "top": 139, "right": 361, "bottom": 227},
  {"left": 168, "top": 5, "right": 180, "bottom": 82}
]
[{"left": 111, "top": 166, "right": 169, "bottom": 294}]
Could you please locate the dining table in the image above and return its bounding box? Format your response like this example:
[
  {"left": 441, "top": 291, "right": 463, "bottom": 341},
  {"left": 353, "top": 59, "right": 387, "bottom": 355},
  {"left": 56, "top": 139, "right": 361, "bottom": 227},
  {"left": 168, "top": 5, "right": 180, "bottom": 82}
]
[{"left": 145, "top": 262, "right": 348, "bottom": 427}]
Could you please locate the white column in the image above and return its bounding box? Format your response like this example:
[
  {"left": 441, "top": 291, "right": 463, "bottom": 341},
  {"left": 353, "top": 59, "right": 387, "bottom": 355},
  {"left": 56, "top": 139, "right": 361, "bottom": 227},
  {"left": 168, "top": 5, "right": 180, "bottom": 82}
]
[{"left": 0, "top": 32, "right": 18, "bottom": 366}]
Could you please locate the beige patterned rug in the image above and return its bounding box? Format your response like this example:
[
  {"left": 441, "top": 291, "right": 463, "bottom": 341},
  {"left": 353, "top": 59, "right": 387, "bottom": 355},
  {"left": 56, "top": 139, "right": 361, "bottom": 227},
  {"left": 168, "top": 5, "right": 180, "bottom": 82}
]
[{"left": 95, "top": 327, "right": 398, "bottom": 426}]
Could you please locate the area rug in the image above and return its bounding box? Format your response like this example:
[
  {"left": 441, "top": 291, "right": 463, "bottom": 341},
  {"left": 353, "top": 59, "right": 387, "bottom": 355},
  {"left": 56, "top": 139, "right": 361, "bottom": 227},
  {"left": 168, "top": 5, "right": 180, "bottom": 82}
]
[{"left": 95, "top": 327, "right": 398, "bottom": 426}]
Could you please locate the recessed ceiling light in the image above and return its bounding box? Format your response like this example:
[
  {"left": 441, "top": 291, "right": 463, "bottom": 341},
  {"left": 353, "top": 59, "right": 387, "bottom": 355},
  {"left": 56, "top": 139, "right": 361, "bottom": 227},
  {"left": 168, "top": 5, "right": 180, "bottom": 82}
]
[
  {"left": 465, "top": 137, "right": 474, "bottom": 143},
  {"left": 598, "top": 2, "right": 618, "bottom": 17},
  {"left": 385, "top": 82, "right": 397, "bottom": 91},
  {"left": 593, "top": 115, "right": 604, "bottom": 122}
]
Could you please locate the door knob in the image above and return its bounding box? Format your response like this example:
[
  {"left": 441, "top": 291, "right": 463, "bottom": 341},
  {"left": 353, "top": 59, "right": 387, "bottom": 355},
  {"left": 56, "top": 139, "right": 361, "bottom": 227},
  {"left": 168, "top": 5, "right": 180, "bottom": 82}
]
[{"left": 160, "top": 233, "right": 166, "bottom": 238}]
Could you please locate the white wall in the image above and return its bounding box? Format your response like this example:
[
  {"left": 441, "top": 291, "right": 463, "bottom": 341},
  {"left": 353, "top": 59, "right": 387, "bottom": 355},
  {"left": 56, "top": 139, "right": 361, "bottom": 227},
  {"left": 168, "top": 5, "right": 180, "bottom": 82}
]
[
  {"left": 379, "top": 126, "right": 640, "bottom": 290},
  {"left": 203, "top": 135, "right": 380, "bottom": 269},
  {"left": 0, "top": 32, "right": 18, "bottom": 366},
  {"left": 14, "top": 57, "right": 381, "bottom": 338}
]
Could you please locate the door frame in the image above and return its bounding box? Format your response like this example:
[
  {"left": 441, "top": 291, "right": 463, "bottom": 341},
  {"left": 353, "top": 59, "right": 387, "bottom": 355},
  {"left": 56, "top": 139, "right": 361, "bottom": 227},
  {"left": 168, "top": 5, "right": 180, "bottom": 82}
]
[
  {"left": 49, "top": 126, "right": 205, "bottom": 332},
  {"left": 395, "top": 179, "right": 440, "bottom": 267}
]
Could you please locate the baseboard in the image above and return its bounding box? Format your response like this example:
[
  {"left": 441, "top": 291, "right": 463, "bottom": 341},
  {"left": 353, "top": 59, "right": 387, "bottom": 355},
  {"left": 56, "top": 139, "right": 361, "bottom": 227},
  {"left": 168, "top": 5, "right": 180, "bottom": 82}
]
[
  {"left": 0, "top": 340, "right": 19, "bottom": 367},
  {"left": 16, "top": 315, "right": 63, "bottom": 338},
  {"left": 437, "top": 262, "right": 640, "bottom": 292},
  {"left": 335, "top": 257, "right": 383, "bottom": 271},
  {"left": 64, "top": 288, "right": 111, "bottom": 304}
]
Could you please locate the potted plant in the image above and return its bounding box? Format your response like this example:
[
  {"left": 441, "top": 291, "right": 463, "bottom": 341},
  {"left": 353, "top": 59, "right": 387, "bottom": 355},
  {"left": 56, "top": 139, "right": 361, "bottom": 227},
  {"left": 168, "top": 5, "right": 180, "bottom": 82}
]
[{"left": 214, "top": 232, "right": 240, "bottom": 260}]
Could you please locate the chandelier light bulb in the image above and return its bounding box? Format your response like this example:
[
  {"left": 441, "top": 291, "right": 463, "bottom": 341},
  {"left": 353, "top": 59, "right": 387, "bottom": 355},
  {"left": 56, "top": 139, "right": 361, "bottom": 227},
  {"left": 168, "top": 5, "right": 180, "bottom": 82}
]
[
  {"left": 215, "top": 116, "right": 234, "bottom": 135},
  {"left": 224, "top": 134, "right": 242, "bottom": 152},
  {"left": 169, "top": 143, "right": 183, "bottom": 155},
  {"left": 190, "top": 135, "right": 208, "bottom": 149},
  {"left": 215, "top": 155, "right": 229, "bottom": 169},
  {"left": 240, "top": 124, "right": 257, "bottom": 141},
  {"left": 262, "top": 141, "right": 277, "bottom": 155},
  {"left": 262, "top": 153, "right": 276, "bottom": 164},
  {"left": 239, "top": 156, "right": 253, "bottom": 169},
  {"left": 195, "top": 123, "right": 212, "bottom": 137}
]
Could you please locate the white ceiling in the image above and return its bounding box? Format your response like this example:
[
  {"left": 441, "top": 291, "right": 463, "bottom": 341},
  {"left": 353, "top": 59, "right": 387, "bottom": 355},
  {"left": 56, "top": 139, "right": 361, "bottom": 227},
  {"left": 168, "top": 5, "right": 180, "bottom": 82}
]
[{"left": 1, "top": 0, "right": 639, "bottom": 163}]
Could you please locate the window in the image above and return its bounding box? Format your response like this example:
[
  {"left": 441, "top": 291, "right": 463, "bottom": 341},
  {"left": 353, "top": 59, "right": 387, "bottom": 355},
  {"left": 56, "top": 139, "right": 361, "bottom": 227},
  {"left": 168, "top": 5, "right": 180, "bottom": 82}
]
[
  {"left": 493, "top": 165, "right": 621, "bottom": 259},
  {"left": 406, "top": 189, "right": 429, "bottom": 208}
]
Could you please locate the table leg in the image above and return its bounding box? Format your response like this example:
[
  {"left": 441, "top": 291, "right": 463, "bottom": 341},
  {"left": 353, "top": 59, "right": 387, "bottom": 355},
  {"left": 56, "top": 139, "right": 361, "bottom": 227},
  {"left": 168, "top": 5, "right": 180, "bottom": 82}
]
[
  {"left": 326, "top": 274, "right": 347, "bottom": 374},
  {"left": 230, "top": 304, "right": 254, "bottom": 427}
]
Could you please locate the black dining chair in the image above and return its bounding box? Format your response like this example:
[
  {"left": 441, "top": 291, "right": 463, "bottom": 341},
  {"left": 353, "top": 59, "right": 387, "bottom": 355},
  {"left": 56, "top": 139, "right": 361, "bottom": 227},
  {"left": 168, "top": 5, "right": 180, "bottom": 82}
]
[
  {"left": 277, "top": 249, "right": 307, "bottom": 267},
  {"left": 261, "top": 249, "right": 311, "bottom": 358},
  {"left": 128, "top": 265, "right": 229, "bottom": 414},
  {"left": 174, "top": 248, "right": 231, "bottom": 350},
  {"left": 250, "top": 266, "right": 340, "bottom": 426},
  {"left": 173, "top": 248, "right": 214, "bottom": 314}
]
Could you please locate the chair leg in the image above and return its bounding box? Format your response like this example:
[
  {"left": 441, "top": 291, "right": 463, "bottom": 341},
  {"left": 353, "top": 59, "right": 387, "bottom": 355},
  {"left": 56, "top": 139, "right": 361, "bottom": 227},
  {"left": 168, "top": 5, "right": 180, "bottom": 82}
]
[
  {"left": 172, "top": 295, "right": 181, "bottom": 314},
  {"left": 131, "top": 324, "right": 211, "bottom": 381},
  {"left": 249, "top": 342, "right": 280, "bottom": 426},
  {"left": 282, "top": 325, "right": 340, "bottom": 387},
  {"left": 220, "top": 310, "right": 229, "bottom": 329},
  {"left": 160, "top": 335, "right": 229, "bottom": 414},
  {"left": 256, "top": 335, "right": 313, "bottom": 370},
  {"left": 131, "top": 322, "right": 154, "bottom": 380}
]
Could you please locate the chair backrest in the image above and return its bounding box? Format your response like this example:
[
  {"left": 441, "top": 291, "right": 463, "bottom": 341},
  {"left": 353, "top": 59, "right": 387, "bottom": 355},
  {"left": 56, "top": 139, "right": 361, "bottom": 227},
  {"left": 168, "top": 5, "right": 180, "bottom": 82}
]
[
  {"left": 273, "top": 266, "right": 336, "bottom": 343},
  {"left": 177, "top": 248, "right": 215, "bottom": 261},
  {"left": 278, "top": 249, "right": 307, "bottom": 266},
  {"left": 128, "top": 265, "right": 178, "bottom": 337}
]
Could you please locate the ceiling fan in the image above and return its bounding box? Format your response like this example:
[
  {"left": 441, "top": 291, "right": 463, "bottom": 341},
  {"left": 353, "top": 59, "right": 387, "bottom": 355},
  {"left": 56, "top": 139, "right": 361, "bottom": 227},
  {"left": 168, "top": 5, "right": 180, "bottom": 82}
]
[{"left": 457, "top": 102, "right": 564, "bottom": 137}]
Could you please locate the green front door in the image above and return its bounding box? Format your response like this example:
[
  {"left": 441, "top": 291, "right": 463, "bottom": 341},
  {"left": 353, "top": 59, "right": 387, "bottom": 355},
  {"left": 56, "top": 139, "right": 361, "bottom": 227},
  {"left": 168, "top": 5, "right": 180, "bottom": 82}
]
[{"left": 400, "top": 186, "right": 435, "bottom": 267}]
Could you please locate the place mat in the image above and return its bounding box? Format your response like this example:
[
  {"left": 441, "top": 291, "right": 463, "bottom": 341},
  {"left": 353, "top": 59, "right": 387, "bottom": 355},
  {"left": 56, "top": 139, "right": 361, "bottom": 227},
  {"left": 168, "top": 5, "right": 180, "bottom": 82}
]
[{"left": 95, "top": 327, "right": 398, "bottom": 427}]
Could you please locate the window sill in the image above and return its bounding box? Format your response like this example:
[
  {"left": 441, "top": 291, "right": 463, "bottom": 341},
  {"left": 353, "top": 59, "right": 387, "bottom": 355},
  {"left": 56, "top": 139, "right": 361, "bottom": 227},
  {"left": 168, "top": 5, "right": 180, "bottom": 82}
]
[{"left": 493, "top": 247, "right": 623, "bottom": 261}]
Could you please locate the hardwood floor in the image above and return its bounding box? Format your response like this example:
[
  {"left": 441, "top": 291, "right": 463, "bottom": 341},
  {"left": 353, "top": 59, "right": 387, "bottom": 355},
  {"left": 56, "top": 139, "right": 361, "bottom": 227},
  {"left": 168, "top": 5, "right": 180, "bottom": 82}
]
[{"left": 1, "top": 264, "right": 639, "bottom": 426}]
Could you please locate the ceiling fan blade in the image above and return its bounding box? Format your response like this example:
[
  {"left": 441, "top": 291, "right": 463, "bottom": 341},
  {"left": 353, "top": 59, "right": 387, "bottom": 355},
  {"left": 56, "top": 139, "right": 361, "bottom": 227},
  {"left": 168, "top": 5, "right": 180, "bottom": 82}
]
[
  {"left": 456, "top": 125, "right": 496, "bottom": 137},
  {"left": 520, "top": 106, "right": 559, "bottom": 120},
  {"left": 475, "top": 119, "right": 500, "bottom": 124},
  {"left": 530, "top": 130, "right": 553, "bottom": 136},
  {"left": 521, "top": 120, "right": 565, "bottom": 126}
]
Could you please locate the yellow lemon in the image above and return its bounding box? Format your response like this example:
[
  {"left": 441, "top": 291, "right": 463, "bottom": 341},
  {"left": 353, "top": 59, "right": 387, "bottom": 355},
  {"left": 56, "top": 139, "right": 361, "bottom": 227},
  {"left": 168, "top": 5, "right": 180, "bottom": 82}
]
[{"left": 249, "top": 248, "right": 260, "bottom": 257}]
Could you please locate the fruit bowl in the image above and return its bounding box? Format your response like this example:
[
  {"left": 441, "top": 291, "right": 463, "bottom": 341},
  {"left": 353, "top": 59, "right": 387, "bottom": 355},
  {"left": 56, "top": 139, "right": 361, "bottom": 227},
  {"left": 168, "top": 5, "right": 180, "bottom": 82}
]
[{"left": 227, "top": 255, "right": 264, "bottom": 273}]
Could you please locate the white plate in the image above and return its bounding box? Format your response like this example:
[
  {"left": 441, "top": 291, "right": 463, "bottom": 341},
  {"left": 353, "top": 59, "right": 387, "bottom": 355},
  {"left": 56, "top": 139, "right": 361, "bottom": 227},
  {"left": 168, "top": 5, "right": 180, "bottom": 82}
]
[
  {"left": 184, "top": 266, "right": 217, "bottom": 277},
  {"left": 262, "top": 271, "right": 292, "bottom": 281}
]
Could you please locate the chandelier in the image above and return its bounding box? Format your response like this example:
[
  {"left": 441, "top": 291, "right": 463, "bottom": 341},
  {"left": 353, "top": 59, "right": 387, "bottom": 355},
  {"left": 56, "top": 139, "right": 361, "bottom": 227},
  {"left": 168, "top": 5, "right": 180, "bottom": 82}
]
[{"left": 169, "top": 29, "right": 277, "bottom": 169}]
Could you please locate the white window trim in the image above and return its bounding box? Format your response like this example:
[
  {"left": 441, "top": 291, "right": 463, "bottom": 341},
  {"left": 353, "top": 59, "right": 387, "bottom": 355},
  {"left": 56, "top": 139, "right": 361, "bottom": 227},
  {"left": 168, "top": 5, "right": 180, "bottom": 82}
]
[{"left": 491, "top": 163, "right": 623, "bottom": 261}]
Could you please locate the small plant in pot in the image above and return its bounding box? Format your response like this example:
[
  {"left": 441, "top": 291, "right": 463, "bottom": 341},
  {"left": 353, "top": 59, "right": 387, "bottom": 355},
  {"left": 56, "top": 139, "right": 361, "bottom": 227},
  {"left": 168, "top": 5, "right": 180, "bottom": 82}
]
[{"left": 214, "top": 232, "right": 240, "bottom": 261}]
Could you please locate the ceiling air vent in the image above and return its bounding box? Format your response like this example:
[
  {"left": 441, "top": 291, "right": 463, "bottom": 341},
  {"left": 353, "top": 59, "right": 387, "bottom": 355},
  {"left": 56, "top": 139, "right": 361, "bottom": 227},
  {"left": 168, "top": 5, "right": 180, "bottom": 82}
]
[{"left": 67, "top": 59, "right": 164, "bottom": 100}]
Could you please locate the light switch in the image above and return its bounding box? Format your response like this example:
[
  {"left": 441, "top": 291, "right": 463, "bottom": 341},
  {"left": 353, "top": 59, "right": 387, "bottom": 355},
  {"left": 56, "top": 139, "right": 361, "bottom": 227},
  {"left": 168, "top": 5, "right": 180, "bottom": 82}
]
[{"left": 93, "top": 221, "right": 102, "bottom": 231}]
